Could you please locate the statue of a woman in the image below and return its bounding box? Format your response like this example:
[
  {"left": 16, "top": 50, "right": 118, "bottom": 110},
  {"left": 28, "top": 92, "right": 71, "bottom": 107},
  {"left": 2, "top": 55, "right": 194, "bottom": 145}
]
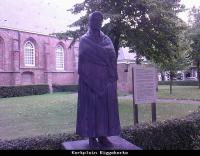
[{"left": 76, "top": 11, "right": 121, "bottom": 149}]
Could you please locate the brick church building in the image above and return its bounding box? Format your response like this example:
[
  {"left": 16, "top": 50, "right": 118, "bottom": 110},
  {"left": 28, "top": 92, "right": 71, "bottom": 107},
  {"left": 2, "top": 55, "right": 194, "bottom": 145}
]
[
  {"left": 0, "top": 27, "right": 138, "bottom": 93},
  {"left": 0, "top": 28, "right": 78, "bottom": 90}
]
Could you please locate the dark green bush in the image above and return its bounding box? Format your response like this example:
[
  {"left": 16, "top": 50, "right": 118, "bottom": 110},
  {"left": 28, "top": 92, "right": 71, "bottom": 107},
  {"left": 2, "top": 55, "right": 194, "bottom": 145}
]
[
  {"left": 0, "top": 84, "right": 49, "bottom": 98},
  {"left": 192, "top": 135, "right": 200, "bottom": 150},
  {"left": 158, "top": 80, "right": 198, "bottom": 86},
  {"left": 1, "top": 111, "right": 200, "bottom": 150},
  {"left": 0, "top": 133, "right": 81, "bottom": 150},
  {"left": 52, "top": 84, "right": 78, "bottom": 93},
  {"left": 121, "top": 111, "right": 200, "bottom": 150}
]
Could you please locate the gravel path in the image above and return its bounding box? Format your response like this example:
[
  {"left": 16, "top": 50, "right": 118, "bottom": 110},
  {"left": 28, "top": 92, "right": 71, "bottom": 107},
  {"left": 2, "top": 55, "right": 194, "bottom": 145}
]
[{"left": 119, "top": 95, "right": 200, "bottom": 105}]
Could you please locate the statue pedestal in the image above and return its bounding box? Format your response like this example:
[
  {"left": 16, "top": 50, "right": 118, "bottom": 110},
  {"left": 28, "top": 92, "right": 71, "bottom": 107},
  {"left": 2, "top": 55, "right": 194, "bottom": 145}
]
[{"left": 62, "top": 136, "right": 142, "bottom": 150}]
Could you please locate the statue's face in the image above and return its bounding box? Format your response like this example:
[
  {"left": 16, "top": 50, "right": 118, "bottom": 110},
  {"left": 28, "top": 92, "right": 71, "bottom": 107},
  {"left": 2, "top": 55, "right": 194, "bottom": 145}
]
[{"left": 89, "top": 13, "right": 103, "bottom": 31}]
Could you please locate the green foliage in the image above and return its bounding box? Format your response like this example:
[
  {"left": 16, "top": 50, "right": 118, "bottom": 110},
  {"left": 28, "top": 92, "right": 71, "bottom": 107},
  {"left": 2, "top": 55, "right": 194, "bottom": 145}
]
[
  {"left": 188, "top": 6, "right": 200, "bottom": 60},
  {"left": 156, "top": 29, "right": 191, "bottom": 94},
  {"left": 52, "top": 84, "right": 78, "bottom": 92},
  {"left": 187, "top": 7, "right": 200, "bottom": 88},
  {"left": 158, "top": 80, "right": 199, "bottom": 86},
  {"left": 0, "top": 133, "right": 81, "bottom": 150},
  {"left": 121, "top": 111, "right": 200, "bottom": 150},
  {"left": 188, "top": 7, "right": 200, "bottom": 53},
  {"left": 191, "top": 134, "right": 200, "bottom": 150},
  {"left": 157, "top": 31, "right": 191, "bottom": 72},
  {"left": 54, "top": 0, "right": 186, "bottom": 61},
  {"left": 0, "top": 84, "right": 49, "bottom": 98}
]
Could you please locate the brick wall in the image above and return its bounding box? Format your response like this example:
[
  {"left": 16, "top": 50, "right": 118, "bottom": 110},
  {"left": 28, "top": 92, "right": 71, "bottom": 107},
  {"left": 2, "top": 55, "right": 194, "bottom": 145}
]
[
  {"left": 0, "top": 73, "right": 13, "bottom": 85},
  {"left": 117, "top": 63, "right": 136, "bottom": 93},
  {"left": 0, "top": 28, "right": 141, "bottom": 93},
  {"left": 0, "top": 28, "right": 76, "bottom": 87},
  {"left": 0, "top": 37, "right": 4, "bottom": 70}
]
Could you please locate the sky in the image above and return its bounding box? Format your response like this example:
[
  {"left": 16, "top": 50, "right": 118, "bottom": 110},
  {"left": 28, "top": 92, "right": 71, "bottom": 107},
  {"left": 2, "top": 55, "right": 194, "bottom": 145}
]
[
  {"left": 0, "top": 0, "right": 200, "bottom": 35},
  {"left": 179, "top": 0, "right": 200, "bottom": 23},
  {"left": 0, "top": 0, "right": 84, "bottom": 34}
]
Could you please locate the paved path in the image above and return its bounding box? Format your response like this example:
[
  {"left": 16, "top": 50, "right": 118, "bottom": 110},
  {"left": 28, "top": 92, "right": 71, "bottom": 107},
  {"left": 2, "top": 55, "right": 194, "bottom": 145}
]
[
  {"left": 157, "top": 99, "right": 200, "bottom": 105},
  {"left": 119, "top": 96, "right": 200, "bottom": 105}
]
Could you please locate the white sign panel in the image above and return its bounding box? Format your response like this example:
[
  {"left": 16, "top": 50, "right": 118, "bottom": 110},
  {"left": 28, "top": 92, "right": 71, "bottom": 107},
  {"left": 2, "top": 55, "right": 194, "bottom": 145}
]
[{"left": 133, "top": 65, "right": 157, "bottom": 104}]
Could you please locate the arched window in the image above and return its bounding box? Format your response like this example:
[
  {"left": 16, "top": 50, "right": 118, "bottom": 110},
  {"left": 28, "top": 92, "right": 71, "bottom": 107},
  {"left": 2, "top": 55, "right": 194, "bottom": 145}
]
[
  {"left": 56, "top": 45, "right": 64, "bottom": 70},
  {"left": 24, "top": 41, "right": 35, "bottom": 67}
]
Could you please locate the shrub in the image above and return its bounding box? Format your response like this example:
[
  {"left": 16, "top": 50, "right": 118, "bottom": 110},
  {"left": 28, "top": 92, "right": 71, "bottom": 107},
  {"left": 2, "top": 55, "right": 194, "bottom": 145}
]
[
  {"left": 121, "top": 111, "right": 200, "bottom": 150},
  {"left": 191, "top": 135, "right": 200, "bottom": 150},
  {"left": 158, "top": 80, "right": 198, "bottom": 86},
  {"left": 0, "top": 133, "right": 81, "bottom": 150},
  {"left": 0, "top": 84, "right": 49, "bottom": 98},
  {"left": 52, "top": 84, "right": 78, "bottom": 93}
]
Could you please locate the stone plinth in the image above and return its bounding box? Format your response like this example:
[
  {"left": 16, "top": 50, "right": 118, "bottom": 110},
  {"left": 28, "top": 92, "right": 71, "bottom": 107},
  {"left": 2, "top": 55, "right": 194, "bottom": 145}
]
[{"left": 62, "top": 136, "right": 142, "bottom": 150}]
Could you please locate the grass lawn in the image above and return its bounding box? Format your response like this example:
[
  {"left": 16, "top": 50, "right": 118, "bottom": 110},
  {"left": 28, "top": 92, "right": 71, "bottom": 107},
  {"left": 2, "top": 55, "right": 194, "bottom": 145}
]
[
  {"left": 158, "top": 85, "right": 200, "bottom": 100},
  {"left": 0, "top": 92, "right": 199, "bottom": 140}
]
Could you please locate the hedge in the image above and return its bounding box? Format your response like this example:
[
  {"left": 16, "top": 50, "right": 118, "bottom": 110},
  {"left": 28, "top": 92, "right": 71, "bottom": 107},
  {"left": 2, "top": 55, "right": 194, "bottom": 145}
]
[
  {"left": 0, "top": 133, "right": 81, "bottom": 150},
  {"left": 0, "top": 84, "right": 49, "bottom": 98},
  {"left": 121, "top": 110, "right": 200, "bottom": 150},
  {"left": 1, "top": 110, "right": 200, "bottom": 150},
  {"left": 52, "top": 84, "right": 78, "bottom": 93},
  {"left": 158, "top": 80, "right": 199, "bottom": 86}
]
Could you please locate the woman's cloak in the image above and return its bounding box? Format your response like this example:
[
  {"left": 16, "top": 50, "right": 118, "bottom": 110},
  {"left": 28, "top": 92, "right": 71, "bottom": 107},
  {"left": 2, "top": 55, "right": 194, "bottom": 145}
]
[{"left": 76, "top": 31, "right": 121, "bottom": 137}]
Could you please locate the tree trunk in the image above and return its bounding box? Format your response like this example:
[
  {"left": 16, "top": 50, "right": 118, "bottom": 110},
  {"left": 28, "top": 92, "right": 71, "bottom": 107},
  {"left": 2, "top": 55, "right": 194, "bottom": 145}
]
[
  {"left": 161, "top": 71, "right": 165, "bottom": 81},
  {"left": 169, "top": 71, "right": 173, "bottom": 95},
  {"left": 136, "top": 51, "right": 141, "bottom": 65},
  {"left": 197, "top": 61, "right": 200, "bottom": 89},
  {"left": 113, "top": 34, "right": 120, "bottom": 59}
]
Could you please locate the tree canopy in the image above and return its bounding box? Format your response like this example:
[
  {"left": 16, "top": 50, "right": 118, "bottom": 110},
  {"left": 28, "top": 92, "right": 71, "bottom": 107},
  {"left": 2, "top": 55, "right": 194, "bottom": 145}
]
[
  {"left": 188, "top": 7, "right": 200, "bottom": 63},
  {"left": 187, "top": 7, "right": 200, "bottom": 88},
  {"left": 55, "top": 0, "right": 186, "bottom": 63}
]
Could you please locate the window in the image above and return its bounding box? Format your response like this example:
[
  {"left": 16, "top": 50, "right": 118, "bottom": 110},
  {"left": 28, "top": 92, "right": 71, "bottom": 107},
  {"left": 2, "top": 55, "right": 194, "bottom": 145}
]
[
  {"left": 24, "top": 41, "right": 35, "bottom": 66},
  {"left": 56, "top": 45, "right": 64, "bottom": 70}
]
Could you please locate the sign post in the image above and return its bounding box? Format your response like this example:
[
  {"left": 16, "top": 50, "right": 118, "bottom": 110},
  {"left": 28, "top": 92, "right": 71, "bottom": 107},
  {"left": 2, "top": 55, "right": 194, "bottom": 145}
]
[
  {"left": 132, "top": 65, "right": 157, "bottom": 125},
  {"left": 151, "top": 103, "right": 156, "bottom": 123},
  {"left": 132, "top": 68, "right": 139, "bottom": 124}
]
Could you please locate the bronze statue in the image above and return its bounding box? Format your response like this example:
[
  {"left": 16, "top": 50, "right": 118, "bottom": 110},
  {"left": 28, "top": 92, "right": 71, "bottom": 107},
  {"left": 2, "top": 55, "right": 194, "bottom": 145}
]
[{"left": 76, "top": 11, "right": 121, "bottom": 149}]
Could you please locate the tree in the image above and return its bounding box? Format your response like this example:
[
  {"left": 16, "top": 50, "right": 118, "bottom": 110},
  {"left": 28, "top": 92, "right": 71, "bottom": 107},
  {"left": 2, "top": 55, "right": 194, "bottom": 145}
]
[
  {"left": 157, "top": 32, "right": 191, "bottom": 94},
  {"left": 187, "top": 7, "right": 200, "bottom": 89},
  {"left": 54, "top": 0, "right": 186, "bottom": 62}
]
